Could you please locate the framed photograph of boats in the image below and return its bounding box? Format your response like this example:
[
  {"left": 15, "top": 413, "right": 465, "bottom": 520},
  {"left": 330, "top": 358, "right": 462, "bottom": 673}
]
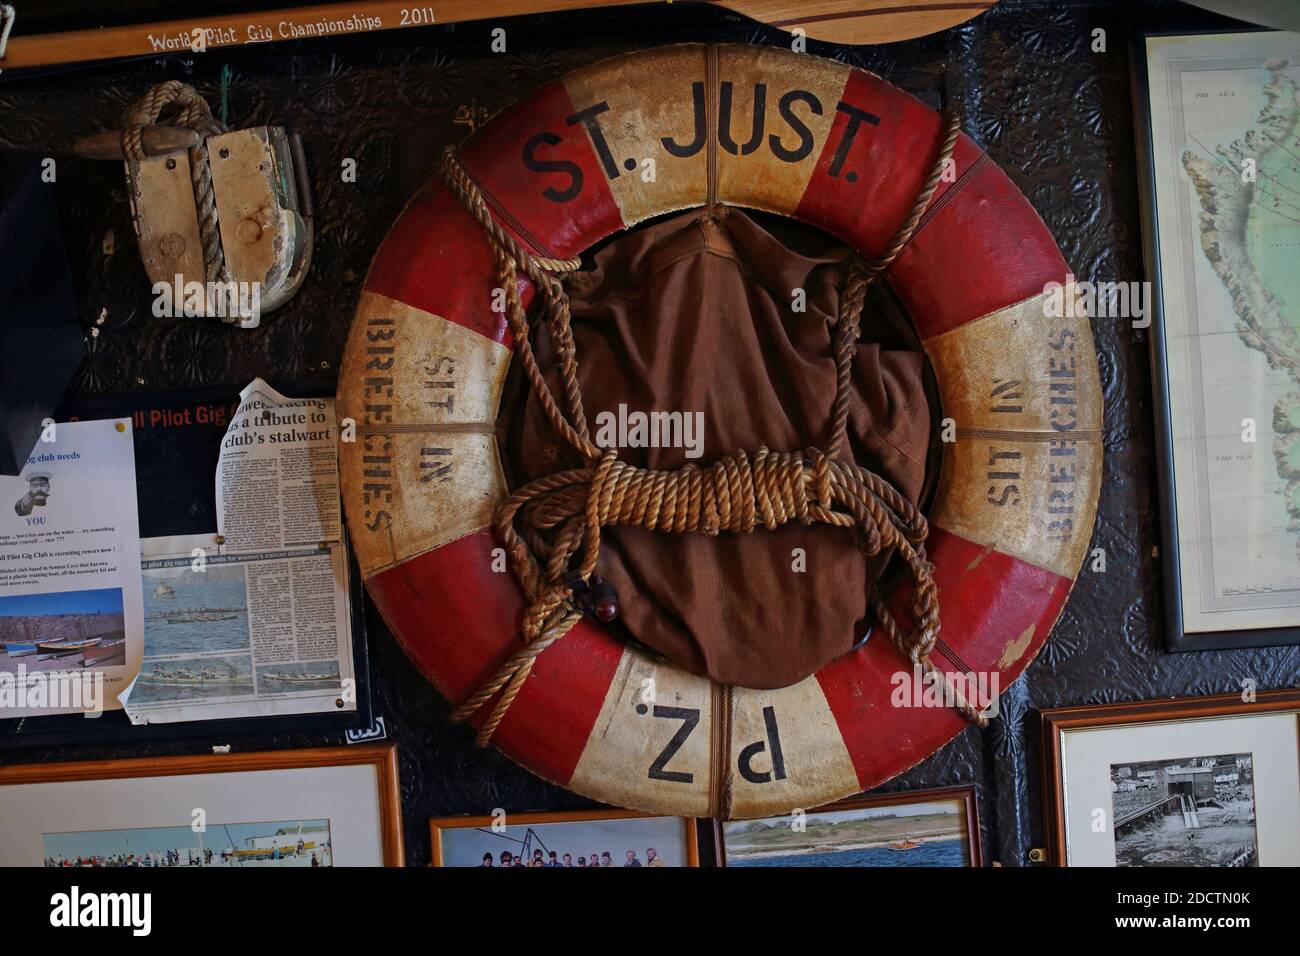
[
  {"left": 0, "top": 744, "right": 403, "bottom": 867},
  {"left": 1040, "top": 689, "right": 1300, "bottom": 867},
  {"left": 429, "top": 808, "right": 699, "bottom": 867},
  {"left": 714, "top": 786, "right": 982, "bottom": 867},
  {"left": 1132, "top": 24, "right": 1300, "bottom": 650}
]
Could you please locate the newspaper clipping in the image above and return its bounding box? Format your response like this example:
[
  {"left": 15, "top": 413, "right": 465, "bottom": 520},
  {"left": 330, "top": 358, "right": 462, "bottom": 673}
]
[
  {"left": 122, "top": 380, "right": 355, "bottom": 723},
  {"left": 216, "top": 380, "right": 340, "bottom": 551}
]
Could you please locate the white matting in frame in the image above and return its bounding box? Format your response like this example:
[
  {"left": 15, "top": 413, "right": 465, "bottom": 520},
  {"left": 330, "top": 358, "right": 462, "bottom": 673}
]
[
  {"left": 1059, "top": 710, "right": 1300, "bottom": 866},
  {"left": 0, "top": 746, "right": 401, "bottom": 867}
]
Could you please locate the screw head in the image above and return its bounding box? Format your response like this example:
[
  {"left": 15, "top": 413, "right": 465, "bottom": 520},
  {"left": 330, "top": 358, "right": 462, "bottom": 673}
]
[
  {"left": 160, "top": 233, "right": 186, "bottom": 258},
  {"left": 235, "top": 218, "right": 263, "bottom": 244}
]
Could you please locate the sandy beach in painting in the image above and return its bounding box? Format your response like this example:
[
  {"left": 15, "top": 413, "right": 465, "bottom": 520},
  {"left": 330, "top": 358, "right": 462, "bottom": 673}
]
[{"left": 730, "top": 831, "right": 960, "bottom": 860}]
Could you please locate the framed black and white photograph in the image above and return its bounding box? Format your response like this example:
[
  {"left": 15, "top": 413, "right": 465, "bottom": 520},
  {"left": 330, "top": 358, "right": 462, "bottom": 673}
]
[
  {"left": 1106, "top": 753, "right": 1257, "bottom": 868},
  {"left": 1041, "top": 690, "right": 1300, "bottom": 867},
  {"left": 1133, "top": 25, "right": 1300, "bottom": 650}
]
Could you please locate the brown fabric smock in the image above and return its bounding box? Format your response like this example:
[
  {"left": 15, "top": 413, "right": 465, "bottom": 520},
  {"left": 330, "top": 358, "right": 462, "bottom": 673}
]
[{"left": 513, "top": 207, "right": 931, "bottom": 690}]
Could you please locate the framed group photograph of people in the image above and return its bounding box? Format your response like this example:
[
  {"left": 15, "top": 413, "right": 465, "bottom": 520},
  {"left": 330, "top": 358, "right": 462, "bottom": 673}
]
[
  {"left": 428, "top": 808, "right": 699, "bottom": 867},
  {"left": 714, "top": 786, "right": 982, "bottom": 867},
  {"left": 1041, "top": 690, "right": 1300, "bottom": 867},
  {"left": 1132, "top": 25, "right": 1300, "bottom": 651},
  {"left": 0, "top": 744, "right": 403, "bottom": 867}
]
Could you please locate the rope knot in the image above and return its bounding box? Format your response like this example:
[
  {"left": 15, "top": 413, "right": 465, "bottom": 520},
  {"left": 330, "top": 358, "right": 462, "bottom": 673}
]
[{"left": 523, "top": 584, "right": 572, "bottom": 641}]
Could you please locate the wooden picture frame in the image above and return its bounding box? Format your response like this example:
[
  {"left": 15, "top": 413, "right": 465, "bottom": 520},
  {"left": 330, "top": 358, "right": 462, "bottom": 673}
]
[
  {"left": 1130, "top": 22, "right": 1300, "bottom": 651},
  {"left": 1041, "top": 689, "right": 1300, "bottom": 867},
  {"left": 1, "top": 1, "right": 1002, "bottom": 71},
  {"left": 0, "top": 744, "right": 404, "bottom": 866},
  {"left": 429, "top": 807, "right": 699, "bottom": 867},
  {"left": 713, "top": 785, "right": 982, "bottom": 867}
]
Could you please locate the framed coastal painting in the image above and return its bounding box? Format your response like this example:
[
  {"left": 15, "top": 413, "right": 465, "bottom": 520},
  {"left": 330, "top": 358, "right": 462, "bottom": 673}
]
[
  {"left": 714, "top": 786, "right": 982, "bottom": 867},
  {"left": 1041, "top": 690, "right": 1300, "bottom": 867},
  {"left": 1133, "top": 25, "right": 1300, "bottom": 650},
  {"left": 0, "top": 744, "right": 403, "bottom": 867},
  {"left": 429, "top": 808, "right": 699, "bottom": 867}
]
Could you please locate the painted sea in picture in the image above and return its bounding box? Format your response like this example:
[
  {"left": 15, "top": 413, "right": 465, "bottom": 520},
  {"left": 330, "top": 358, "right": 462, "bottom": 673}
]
[
  {"left": 721, "top": 797, "right": 974, "bottom": 867},
  {"left": 727, "top": 836, "right": 966, "bottom": 867},
  {"left": 141, "top": 563, "right": 249, "bottom": 658}
]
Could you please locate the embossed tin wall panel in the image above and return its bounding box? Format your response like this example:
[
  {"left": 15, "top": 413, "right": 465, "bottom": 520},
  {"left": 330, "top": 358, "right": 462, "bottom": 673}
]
[{"left": 1, "top": 0, "right": 1294, "bottom": 866}]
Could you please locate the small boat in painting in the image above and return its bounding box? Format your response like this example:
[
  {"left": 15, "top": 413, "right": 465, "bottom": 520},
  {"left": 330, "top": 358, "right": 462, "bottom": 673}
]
[
  {"left": 887, "top": 839, "right": 921, "bottom": 852},
  {"left": 36, "top": 638, "right": 104, "bottom": 654}
]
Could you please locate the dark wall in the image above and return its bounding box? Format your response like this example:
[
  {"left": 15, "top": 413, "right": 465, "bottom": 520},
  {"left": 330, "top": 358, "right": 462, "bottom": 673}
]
[{"left": 0, "top": 0, "right": 1296, "bottom": 866}]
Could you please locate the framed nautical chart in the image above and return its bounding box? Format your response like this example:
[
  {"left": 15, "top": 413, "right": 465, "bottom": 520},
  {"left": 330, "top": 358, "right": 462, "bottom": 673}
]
[{"left": 1134, "top": 26, "right": 1300, "bottom": 650}]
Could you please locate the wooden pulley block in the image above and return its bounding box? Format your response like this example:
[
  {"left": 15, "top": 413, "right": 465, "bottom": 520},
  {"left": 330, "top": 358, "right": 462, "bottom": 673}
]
[
  {"left": 74, "top": 121, "right": 314, "bottom": 327},
  {"left": 129, "top": 126, "right": 313, "bottom": 327}
]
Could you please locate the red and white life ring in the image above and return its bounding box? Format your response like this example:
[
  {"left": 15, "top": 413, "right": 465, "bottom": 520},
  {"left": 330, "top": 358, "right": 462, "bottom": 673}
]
[{"left": 337, "top": 44, "right": 1101, "bottom": 819}]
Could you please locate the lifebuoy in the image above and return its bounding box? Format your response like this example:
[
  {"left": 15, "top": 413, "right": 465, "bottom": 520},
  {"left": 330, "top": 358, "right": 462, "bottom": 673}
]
[{"left": 337, "top": 44, "right": 1101, "bottom": 819}]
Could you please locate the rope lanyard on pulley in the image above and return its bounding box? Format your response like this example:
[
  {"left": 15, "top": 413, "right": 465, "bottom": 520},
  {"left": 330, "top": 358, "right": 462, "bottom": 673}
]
[{"left": 439, "top": 109, "right": 990, "bottom": 746}]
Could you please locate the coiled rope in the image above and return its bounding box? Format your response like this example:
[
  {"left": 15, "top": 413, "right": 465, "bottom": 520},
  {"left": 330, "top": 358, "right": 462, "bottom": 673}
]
[{"left": 441, "top": 110, "right": 989, "bottom": 745}]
